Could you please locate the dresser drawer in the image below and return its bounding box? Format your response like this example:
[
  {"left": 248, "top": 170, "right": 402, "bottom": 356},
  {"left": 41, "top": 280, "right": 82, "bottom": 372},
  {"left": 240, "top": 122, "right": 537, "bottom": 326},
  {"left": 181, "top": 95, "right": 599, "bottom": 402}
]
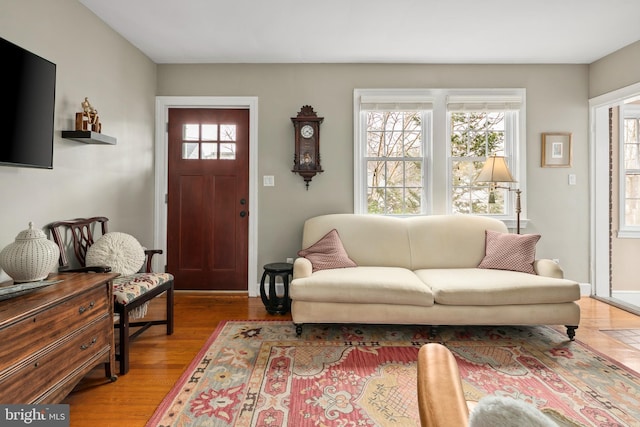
[
  {"left": 0, "top": 285, "right": 109, "bottom": 373},
  {"left": 0, "top": 315, "right": 111, "bottom": 403}
]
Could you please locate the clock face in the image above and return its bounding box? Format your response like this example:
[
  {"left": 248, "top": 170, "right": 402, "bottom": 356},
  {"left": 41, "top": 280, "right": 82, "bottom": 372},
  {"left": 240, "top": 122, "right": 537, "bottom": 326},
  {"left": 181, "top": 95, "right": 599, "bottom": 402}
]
[{"left": 300, "top": 124, "right": 314, "bottom": 139}]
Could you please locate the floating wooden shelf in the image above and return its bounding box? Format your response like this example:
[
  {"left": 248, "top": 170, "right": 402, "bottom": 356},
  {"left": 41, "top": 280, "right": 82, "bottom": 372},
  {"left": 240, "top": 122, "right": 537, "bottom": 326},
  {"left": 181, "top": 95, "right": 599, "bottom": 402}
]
[{"left": 61, "top": 130, "right": 116, "bottom": 145}]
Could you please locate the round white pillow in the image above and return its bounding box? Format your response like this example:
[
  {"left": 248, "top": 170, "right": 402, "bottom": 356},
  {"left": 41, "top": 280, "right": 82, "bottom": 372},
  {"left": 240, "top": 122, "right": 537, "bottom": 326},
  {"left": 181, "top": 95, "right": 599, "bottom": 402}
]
[{"left": 86, "top": 232, "right": 145, "bottom": 275}]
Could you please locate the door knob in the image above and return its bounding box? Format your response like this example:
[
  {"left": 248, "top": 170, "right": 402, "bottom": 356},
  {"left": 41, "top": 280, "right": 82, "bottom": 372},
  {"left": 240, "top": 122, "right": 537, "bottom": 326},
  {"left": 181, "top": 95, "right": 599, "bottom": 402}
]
[
  {"left": 240, "top": 198, "right": 246, "bottom": 205},
  {"left": 240, "top": 211, "right": 247, "bottom": 217}
]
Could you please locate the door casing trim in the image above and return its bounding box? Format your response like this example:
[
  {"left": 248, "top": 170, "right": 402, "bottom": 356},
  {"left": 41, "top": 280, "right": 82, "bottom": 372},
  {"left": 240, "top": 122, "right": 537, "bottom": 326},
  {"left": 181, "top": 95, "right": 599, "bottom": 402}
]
[
  {"left": 154, "top": 96, "right": 259, "bottom": 296},
  {"left": 589, "top": 82, "right": 640, "bottom": 301}
]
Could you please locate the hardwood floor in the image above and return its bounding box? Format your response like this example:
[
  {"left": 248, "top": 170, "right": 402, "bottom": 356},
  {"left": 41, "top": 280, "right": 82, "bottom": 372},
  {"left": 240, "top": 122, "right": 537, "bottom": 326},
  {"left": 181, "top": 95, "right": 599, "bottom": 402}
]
[{"left": 62, "top": 294, "right": 640, "bottom": 426}]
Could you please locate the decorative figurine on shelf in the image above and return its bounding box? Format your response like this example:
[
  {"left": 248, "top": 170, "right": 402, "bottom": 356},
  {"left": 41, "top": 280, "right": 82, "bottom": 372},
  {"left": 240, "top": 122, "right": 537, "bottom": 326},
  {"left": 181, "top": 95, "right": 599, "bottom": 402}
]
[{"left": 75, "top": 97, "right": 102, "bottom": 133}]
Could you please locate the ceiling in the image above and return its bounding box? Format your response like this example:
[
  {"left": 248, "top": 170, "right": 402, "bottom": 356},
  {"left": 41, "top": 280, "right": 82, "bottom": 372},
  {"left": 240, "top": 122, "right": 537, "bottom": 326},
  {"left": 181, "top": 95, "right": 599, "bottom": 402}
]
[{"left": 79, "top": 0, "right": 640, "bottom": 64}]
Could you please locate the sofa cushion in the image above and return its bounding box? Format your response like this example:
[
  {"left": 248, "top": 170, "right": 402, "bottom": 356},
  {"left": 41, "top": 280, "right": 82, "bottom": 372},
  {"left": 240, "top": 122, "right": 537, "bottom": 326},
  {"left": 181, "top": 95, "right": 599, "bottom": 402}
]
[
  {"left": 414, "top": 268, "right": 580, "bottom": 306},
  {"left": 290, "top": 266, "right": 434, "bottom": 307},
  {"left": 297, "top": 229, "right": 357, "bottom": 272},
  {"left": 478, "top": 230, "right": 540, "bottom": 274},
  {"left": 301, "top": 214, "right": 413, "bottom": 269},
  {"left": 408, "top": 215, "right": 508, "bottom": 269}
]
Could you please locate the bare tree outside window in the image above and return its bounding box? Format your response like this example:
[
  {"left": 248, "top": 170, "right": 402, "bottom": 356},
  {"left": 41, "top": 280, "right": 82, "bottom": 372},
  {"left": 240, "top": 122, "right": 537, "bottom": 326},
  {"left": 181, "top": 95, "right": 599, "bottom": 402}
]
[{"left": 366, "top": 111, "right": 423, "bottom": 214}]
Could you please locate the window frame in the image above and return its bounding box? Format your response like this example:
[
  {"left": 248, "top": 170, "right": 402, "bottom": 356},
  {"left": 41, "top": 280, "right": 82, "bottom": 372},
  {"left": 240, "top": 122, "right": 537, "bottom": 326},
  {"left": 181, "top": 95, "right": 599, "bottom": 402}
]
[
  {"left": 361, "top": 109, "right": 432, "bottom": 215},
  {"left": 618, "top": 104, "right": 640, "bottom": 238},
  {"left": 354, "top": 88, "right": 527, "bottom": 229},
  {"left": 447, "top": 109, "right": 520, "bottom": 221}
]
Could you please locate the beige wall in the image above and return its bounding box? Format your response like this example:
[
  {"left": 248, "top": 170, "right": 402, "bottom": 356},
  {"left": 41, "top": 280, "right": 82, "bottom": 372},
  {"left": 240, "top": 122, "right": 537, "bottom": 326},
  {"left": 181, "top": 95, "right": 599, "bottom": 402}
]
[
  {"left": 0, "top": 0, "right": 157, "bottom": 281},
  {"left": 590, "top": 40, "right": 640, "bottom": 98},
  {"left": 158, "top": 63, "right": 591, "bottom": 283}
]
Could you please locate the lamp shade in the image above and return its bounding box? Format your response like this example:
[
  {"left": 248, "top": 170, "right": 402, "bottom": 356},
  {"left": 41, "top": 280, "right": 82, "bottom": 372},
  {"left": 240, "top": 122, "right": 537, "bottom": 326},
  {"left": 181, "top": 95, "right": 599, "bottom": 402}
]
[{"left": 475, "top": 156, "right": 516, "bottom": 183}]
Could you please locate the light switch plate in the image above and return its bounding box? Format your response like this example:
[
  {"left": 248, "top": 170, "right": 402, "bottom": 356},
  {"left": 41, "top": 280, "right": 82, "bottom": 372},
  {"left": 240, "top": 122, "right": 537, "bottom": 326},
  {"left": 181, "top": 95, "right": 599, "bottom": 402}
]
[{"left": 263, "top": 175, "right": 275, "bottom": 186}]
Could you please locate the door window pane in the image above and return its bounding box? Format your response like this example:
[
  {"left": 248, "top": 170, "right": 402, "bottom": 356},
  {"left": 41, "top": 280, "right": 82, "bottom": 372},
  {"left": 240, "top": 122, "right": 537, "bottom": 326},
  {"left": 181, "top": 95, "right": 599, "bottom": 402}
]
[
  {"left": 183, "top": 124, "right": 200, "bottom": 141},
  {"left": 220, "top": 124, "right": 236, "bottom": 141},
  {"left": 182, "top": 142, "right": 199, "bottom": 159},
  {"left": 201, "top": 124, "right": 218, "bottom": 141},
  {"left": 201, "top": 143, "right": 217, "bottom": 159},
  {"left": 220, "top": 143, "right": 236, "bottom": 160}
]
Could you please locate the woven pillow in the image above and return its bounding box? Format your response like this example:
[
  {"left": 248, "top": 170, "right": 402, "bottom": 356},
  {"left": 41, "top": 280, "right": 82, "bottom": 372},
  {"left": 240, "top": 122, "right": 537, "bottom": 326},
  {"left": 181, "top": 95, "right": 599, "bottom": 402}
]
[
  {"left": 86, "top": 232, "right": 145, "bottom": 275},
  {"left": 298, "top": 229, "right": 357, "bottom": 272},
  {"left": 478, "top": 229, "right": 540, "bottom": 274}
]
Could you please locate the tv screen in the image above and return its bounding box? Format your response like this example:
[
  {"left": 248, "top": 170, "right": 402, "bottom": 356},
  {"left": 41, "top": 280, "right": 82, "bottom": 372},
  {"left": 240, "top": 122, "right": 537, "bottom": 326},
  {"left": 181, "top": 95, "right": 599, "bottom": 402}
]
[{"left": 0, "top": 37, "right": 56, "bottom": 169}]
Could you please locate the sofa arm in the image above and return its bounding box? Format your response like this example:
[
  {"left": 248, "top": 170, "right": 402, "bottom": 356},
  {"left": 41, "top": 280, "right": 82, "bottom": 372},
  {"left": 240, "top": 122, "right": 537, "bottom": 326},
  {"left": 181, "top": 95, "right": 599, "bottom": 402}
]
[
  {"left": 417, "top": 343, "right": 469, "bottom": 427},
  {"left": 293, "top": 257, "right": 312, "bottom": 279},
  {"left": 534, "top": 259, "right": 564, "bottom": 279}
]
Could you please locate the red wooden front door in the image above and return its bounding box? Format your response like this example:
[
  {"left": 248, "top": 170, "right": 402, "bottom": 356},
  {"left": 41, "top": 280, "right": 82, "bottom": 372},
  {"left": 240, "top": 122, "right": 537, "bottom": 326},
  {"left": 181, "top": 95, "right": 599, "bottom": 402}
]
[{"left": 167, "top": 108, "right": 249, "bottom": 291}]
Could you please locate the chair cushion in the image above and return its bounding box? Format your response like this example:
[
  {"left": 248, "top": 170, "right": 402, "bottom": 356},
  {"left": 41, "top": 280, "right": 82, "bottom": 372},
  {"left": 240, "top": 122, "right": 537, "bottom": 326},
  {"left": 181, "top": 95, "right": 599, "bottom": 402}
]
[
  {"left": 112, "top": 272, "right": 173, "bottom": 321},
  {"left": 297, "top": 229, "right": 357, "bottom": 272},
  {"left": 112, "top": 272, "right": 173, "bottom": 306},
  {"left": 86, "top": 232, "right": 145, "bottom": 275},
  {"left": 478, "top": 230, "right": 540, "bottom": 274}
]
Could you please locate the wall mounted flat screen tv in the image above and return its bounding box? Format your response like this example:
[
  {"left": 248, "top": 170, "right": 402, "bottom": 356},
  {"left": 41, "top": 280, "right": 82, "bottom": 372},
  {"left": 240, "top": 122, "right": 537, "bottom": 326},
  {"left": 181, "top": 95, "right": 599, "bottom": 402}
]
[{"left": 0, "top": 37, "right": 56, "bottom": 169}]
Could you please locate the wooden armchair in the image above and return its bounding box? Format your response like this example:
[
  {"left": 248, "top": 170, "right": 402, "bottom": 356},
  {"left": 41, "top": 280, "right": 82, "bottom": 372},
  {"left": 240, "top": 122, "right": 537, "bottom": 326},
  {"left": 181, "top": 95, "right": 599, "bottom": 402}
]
[
  {"left": 48, "top": 217, "right": 174, "bottom": 375},
  {"left": 417, "top": 343, "right": 470, "bottom": 427}
]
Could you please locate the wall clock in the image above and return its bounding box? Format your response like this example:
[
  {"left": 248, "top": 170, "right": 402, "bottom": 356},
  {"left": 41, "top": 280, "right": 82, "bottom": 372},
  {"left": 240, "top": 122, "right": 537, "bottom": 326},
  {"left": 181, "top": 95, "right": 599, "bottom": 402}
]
[{"left": 291, "top": 105, "right": 324, "bottom": 189}]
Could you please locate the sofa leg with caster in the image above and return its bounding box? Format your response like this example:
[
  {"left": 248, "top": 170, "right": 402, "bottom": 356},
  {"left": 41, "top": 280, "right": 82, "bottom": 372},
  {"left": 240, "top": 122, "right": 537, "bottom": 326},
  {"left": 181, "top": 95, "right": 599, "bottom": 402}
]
[
  {"left": 295, "top": 323, "right": 303, "bottom": 336},
  {"left": 566, "top": 325, "right": 578, "bottom": 341}
]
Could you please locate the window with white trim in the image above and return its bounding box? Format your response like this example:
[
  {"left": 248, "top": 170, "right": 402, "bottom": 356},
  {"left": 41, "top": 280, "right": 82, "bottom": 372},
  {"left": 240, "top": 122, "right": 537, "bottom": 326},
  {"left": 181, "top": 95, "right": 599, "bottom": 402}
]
[
  {"left": 619, "top": 105, "right": 640, "bottom": 236},
  {"left": 354, "top": 89, "right": 526, "bottom": 225}
]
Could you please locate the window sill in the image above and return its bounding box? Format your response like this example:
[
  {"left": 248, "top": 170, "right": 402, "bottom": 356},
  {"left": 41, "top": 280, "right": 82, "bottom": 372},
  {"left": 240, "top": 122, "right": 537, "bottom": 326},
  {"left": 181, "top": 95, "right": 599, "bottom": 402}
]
[
  {"left": 503, "top": 218, "right": 529, "bottom": 232},
  {"left": 616, "top": 229, "right": 640, "bottom": 239}
]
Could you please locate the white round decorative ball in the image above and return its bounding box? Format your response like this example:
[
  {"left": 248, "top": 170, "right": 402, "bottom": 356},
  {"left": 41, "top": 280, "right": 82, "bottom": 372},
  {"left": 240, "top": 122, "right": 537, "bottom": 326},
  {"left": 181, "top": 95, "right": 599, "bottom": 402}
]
[
  {"left": 0, "top": 222, "right": 60, "bottom": 283},
  {"left": 85, "top": 232, "right": 145, "bottom": 275}
]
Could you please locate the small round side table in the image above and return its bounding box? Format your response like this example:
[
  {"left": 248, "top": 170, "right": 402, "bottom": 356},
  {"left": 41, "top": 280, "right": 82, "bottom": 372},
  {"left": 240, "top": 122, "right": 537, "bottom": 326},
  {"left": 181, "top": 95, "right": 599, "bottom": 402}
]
[{"left": 260, "top": 262, "right": 293, "bottom": 314}]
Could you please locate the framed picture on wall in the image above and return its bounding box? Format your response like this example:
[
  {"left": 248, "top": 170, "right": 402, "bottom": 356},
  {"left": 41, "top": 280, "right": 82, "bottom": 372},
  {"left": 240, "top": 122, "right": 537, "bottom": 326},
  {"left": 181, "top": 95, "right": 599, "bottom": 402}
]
[{"left": 541, "top": 132, "right": 572, "bottom": 167}]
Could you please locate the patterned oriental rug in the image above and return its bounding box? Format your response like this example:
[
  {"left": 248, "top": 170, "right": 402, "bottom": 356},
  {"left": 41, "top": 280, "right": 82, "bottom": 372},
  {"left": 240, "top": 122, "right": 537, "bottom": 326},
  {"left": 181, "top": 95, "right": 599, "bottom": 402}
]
[{"left": 146, "top": 320, "right": 640, "bottom": 427}]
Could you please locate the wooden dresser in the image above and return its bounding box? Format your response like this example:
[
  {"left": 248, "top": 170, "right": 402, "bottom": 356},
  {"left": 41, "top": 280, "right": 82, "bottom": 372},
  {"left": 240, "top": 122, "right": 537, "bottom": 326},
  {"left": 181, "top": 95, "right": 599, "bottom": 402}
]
[{"left": 0, "top": 272, "right": 118, "bottom": 403}]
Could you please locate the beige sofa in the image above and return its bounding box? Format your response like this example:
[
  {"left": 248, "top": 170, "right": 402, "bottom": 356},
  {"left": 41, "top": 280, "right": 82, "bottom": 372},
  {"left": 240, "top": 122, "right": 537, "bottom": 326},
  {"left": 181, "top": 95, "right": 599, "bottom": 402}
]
[{"left": 290, "top": 214, "right": 580, "bottom": 339}]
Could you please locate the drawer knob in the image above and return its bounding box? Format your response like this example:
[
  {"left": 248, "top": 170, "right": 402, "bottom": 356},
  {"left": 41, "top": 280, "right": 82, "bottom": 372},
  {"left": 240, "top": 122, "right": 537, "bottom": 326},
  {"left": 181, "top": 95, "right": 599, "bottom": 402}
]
[
  {"left": 80, "top": 337, "right": 98, "bottom": 350},
  {"left": 78, "top": 301, "right": 96, "bottom": 314}
]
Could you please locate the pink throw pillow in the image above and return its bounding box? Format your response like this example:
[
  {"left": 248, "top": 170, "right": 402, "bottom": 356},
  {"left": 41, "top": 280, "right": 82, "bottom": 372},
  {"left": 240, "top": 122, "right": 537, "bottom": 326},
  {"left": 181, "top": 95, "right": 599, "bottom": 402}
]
[
  {"left": 298, "top": 229, "right": 357, "bottom": 272},
  {"left": 478, "top": 229, "right": 541, "bottom": 274}
]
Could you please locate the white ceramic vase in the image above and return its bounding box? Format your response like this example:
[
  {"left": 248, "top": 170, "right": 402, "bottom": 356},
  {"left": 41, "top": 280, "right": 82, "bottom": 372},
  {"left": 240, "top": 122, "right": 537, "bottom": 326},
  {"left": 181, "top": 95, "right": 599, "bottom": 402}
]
[{"left": 0, "top": 222, "right": 60, "bottom": 283}]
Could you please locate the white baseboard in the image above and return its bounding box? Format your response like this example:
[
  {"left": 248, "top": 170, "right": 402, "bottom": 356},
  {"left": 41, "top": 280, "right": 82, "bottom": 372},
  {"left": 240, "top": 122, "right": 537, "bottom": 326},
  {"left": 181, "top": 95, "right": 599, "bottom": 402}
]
[
  {"left": 250, "top": 282, "right": 259, "bottom": 297},
  {"left": 579, "top": 283, "right": 592, "bottom": 296},
  {"left": 611, "top": 290, "right": 640, "bottom": 306}
]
